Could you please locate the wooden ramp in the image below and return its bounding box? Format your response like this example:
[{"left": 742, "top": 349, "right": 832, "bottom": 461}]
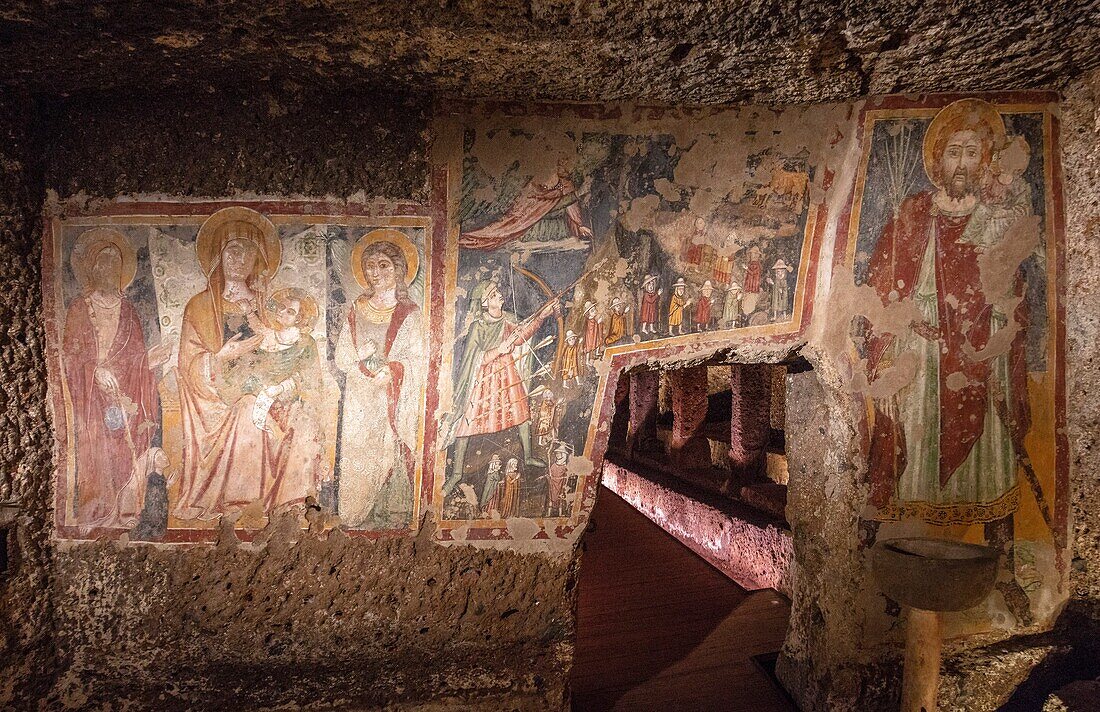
[{"left": 571, "top": 486, "right": 794, "bottom": 712}]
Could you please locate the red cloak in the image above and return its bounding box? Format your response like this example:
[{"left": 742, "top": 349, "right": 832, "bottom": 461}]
[
  {"left": 864, "top": 191, "right": 1031, "bottom": 506},
  {"left": 62, "top": 297, "right": 159, "bottom": 526},
  {"left": 640, "top": 291, "right": 660, "bottom": 324}
]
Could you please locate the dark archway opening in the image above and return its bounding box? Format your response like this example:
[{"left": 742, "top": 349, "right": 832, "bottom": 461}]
[{"left": 571, "top": 357, "right": 811, "bottom": 710}]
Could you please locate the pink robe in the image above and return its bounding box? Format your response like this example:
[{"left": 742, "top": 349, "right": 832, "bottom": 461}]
[
  {"left": 63, "top": 297, "right": 158, "bottom": 527},
  {"left": 174, "top": 290, "right": 322, "bottom": 520},
  {"left": 459, "top": 176, "right": 591, "bottom": 250},
  {"left": 455, "top": 316, "right": 546, "bottom": 437},
  {"left": 640, "top": 291, "right": 660, "bottom": 325}
]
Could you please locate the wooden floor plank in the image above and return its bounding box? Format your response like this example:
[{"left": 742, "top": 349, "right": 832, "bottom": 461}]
[{"left": 571, "top": 486, "right": 793, "bottom": 712}]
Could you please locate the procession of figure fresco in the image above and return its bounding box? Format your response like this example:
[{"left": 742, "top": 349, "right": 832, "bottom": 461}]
[
  {"left": 438, "top": 123, "right": 819, "bottom": 525},
  {"left": 848, "top": 98, "right": 1064, "bottom": 629},
  {"left": 49, "top": 207, "right": 429, "bottom": 539}
]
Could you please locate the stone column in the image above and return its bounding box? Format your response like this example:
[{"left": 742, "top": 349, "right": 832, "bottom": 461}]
[
  {"left": 607, "top": 371, "right": 631, "bottom": 456},
  {"left": 729, "top": 363, "right": 771, "bottom": 484},
  {"left": 776, "top": 368, "right": 882, "bottom": 711},
  {"left": 667, "top": 365, "right": 710, "bottom": 471},
  {"left": 627, "top": 368, "right": 661, "bottom": 460}
]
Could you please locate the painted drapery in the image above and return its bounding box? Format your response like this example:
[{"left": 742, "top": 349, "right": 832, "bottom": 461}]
[{"left": 47, "top": 205, "right": 431, "bottom": 541}]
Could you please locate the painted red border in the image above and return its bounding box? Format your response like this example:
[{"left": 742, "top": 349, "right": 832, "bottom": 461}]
[
  {"left": 1049, "top": 111, "right": 1070, "bottom": 551},
  {"left": 45, "top": 197, "right": 439, "bottom": 544},
  {"left": 835, "top": 90, "right": 1070, "bottom": 550}
]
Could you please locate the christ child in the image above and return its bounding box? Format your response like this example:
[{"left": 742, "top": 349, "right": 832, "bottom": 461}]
[
  {"left": 223, "top": 288, "right": 322, "bottom": 418},
  {"left": 962, "top": 135, "right": 1033, "bottom": 250}
]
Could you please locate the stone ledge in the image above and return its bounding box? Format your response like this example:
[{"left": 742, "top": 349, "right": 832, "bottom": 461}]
[
  {"left": 740, "top": 482, "right": 788, "bottom": 521},
  {"left": 601, "top": 459, "right": 792, "bottom": 596}
]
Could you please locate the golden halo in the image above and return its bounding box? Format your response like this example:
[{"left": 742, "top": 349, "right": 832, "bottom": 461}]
[
  {"left": 351, "top": 228, "right": 420, "bottom": 290},
  {"left": 71, "top": 228, "right": 137, "bottom": 292},
  {"left": 922, "top": 98, "right": 1006, "bottom": 189},
  {"left": 195, "top": 207, "right": 281, "bottom": 278},
  {"left": 266, "top": 287, "right": 320, "bottom": 332}
]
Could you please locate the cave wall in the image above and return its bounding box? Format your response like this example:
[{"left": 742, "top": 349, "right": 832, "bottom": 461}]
[
  {"left": 1062, "top": 68, "right": 1100, "bottom": 616},
  {"left": 1, "top": 82, "right": 1090, "bottom": 712},
  {"left": 17, "top": 86, "right": 575, "bottom": 710},
  {"left": 0, "top": 90, "right": 55, "bottom": 709}
]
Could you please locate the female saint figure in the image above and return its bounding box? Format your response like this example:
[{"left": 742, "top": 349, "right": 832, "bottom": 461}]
[
  {"left": 335, "top": 231, "right": 426, "bottom": 529},
  {"left": 173, "top": 207, "right": 324, "bottom": 521},
  {"left": 63, "top": 229, "right": 167, "bottom": 527}
]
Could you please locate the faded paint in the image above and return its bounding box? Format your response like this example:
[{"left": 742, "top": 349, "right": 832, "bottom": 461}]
[{"left": 45, "top": 202, "right": 436, "bottom": 541}]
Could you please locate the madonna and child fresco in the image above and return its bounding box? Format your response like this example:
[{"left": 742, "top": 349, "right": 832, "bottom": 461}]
[{"left": 48, "top": 207, "right": 430, "bottom": 540}]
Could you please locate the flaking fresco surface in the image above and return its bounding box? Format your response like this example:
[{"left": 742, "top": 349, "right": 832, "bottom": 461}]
[
  {"left": 30, "top": 89, "right": 1079, "bottom": 710},
  {"left": 432, "top": 103, "right": 832, "bottom": 543},
  {"left": 45, "top": 202, "right": 436, "bottom": 541},
  {"left": 841, "top": 96, "right": 1068, "bottom": 634}
]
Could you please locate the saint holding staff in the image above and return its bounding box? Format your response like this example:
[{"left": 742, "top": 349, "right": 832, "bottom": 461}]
[{"left": 62, "top": 228, "right": 169, "bottom": 527}]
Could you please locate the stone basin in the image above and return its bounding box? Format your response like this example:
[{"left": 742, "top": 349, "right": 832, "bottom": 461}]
[{"left": 871, "top": 537, "right": 1000, "bottom": 612}]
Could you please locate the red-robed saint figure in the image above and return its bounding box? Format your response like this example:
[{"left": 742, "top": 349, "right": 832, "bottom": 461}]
[
  {"left": 862, "top": 99, "right": 1034, "bottom": 623},
  {"left": 63, "top": 229, "right": 168, "bottom": 527}
]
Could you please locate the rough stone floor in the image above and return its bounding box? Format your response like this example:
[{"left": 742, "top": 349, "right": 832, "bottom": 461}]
[{"left": 571, "top": 486, "right": 793, "bottom": 711}]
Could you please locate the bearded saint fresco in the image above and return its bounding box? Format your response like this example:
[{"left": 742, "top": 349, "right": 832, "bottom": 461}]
[
  {"left": 856, "top": 98, "right": 1057, "bottom": 626},
  {"left": 62, "top": 229, "right": 169, "bottom": 528}
]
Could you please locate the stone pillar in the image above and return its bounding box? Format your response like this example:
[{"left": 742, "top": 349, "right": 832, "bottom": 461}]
[
  {"left": 627, "top": 368, "right": 660, "bottom": 460},
  {"left": 607, "top": 371, "right": 631, "bottom": 456},
  {"left": 729, "top": 363, "right": 771, "bottom": 484},
  {"left": 776, "top": 368, "right": 885, "bottom": 711},
  {"left": 667, "top": 365, "right": 710, "bottom": 471}
]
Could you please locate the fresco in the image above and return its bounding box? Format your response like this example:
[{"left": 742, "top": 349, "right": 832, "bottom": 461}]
[
  {"left": 45, "top": 204, "right": 433, "bottom": 541},
  {"left": 845, "top": 97, "right": 1067, "bottom": 630},
  {"left": 435, "top": 109, "right": 825, "bottom": 537}
]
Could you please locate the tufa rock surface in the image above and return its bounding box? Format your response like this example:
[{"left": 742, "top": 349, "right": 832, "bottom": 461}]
[{"left": 0, "top": 1, "right": 1095, "bottom": 105}]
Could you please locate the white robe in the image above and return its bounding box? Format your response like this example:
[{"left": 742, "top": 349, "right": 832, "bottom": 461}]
[{"left": 334, "top": 302, "right": 425, "bottom": 528}]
